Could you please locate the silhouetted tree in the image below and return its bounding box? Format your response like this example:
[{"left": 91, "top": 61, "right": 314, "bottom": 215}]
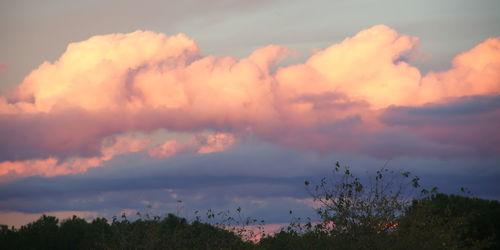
[
  {"left": 396, "top": 193, "right": 500, "bottom": 250},
  {"left": 1, "top": 162, "right": 499, "bottom": 250}
]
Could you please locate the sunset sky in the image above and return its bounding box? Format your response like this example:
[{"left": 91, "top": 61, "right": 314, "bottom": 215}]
[{"left": 1, "top": 0, "right": 499, "bottom": 227}]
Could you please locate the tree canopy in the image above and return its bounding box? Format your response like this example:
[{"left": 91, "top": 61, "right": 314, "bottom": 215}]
[{"left": 1, "top": 162, "right": 499, "bottom": 249}]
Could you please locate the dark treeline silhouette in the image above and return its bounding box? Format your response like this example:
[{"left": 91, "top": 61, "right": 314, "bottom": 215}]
[
  {"left": 0, "top": 213, "right": 250, "bottom": 250},
  {"left": 1, "top": 163, "right": 499, "bottom": 249}
]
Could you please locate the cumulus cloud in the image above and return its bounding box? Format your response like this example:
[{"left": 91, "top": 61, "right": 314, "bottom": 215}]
[
  {"left": 0, "top": 25, "right": 499, "bottom": 180},
  {"left": 420, "top": 38, "right": 500, "bottom": 103}
]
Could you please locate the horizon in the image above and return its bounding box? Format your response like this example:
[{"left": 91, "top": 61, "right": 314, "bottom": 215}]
[{"left": 0, "top": 0, "right": 499, "bottom": 229}]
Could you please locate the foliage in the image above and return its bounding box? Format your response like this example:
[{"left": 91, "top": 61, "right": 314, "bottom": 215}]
[
  {"left": 260, "top": 162, "right": 499, "bottom": 250},
  {"left": 306, "top": 163, "right": 420, "bottom": 235},
  {"left": 0, "top": 213, "right": 252, "bottom": 250},
  {"left": 395, "top": 193, "right": 500, "bottom": 250},
  {"left": 201, "top": 207, "right": 267, "bottom": 242},
  {"left": 1, "top": 162, "right": 499, "bottom": 250}
]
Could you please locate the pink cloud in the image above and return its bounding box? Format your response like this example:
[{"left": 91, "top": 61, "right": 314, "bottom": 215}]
[
  {"left": 149, "top": 140, "right": 189, "bottom": 158},
  {"left": 0, "top": 62, "right": 8, "bottom": 73},
  {"left": 0, "top": 132, "right": 236, "bottom": 181},
  {"left": 298, "top": 25, "right": 422, "bottom": 109},
  {"left": 148, "top": 133, "right": 235, "bottom": 158},
  {"left": 0, "top": 157, "right": 101, "bottom": 182},
  {"left": 197, "top": 133, "right": 236, "bottom": 154},
  {"left": 0, "top": 25, "right": 498, "bottom": 180},
  {"left": 0, "top": 134, "right": 151, "bottom": 181},
  {"left": 420, "top": 38, "right": 500, "bottom": 103}
]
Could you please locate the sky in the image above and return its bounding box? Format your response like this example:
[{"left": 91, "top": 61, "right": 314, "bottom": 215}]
[{"left": 0, "top": 0, "right": 499, "bottom": 228}]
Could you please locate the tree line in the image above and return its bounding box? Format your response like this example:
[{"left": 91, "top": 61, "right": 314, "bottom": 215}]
[{"left": 1, "top": 162, "right": 499, "bottom": 249}]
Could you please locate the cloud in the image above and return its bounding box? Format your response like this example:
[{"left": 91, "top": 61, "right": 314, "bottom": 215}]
[
  {"left": 0, "top": 25, "right": 499, "bottom": 180},
  {"left": 0, "top": 157, "right": 101, "bottom": 182},
  {"left": 300, "top": 25, "right": 422, "bottom": 109},
  {"left": 0, "top": 131, "right": 237, "bottom": 181},
  {"left": 148, "top": 132, "right": 235, "bottom": 158},
  {"left": 1, "top": 146, "right": 498, "bottom": 226},
  {"left": 0, "top": 134, "right": 151, "bottom": 181},
  {"left": 380, "top": 95, "right": 500, "bottom": 156},
  {"left": 420, "top": 38, "right": 500, "bottom": 103},
  {"left": 0, "top": 62, "right": 7, "bottom": 74}
]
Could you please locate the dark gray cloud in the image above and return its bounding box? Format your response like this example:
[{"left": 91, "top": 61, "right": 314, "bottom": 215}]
[
  {"left": 380, "top": 95, "right": 500, "bottom": 156},
  {"left": 359, "top": 128, "right": 470, "bottom": 158},
  {"left": 382, "top": 95, "right": 500, "bottom": 123},
  {"left": 1, "top": 144, "right": 499, "bottom": 224}
]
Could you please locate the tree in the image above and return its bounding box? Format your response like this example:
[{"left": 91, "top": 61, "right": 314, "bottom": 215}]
[
  {"left": 396, "top": 193, "right": 500, "bottom": 250},
  {"left": 18, "top": 215, "right": 60, "bottom": 250},
  {"left": 262, "top": 162, "right": 498, "bottom": 250},
  {"left": 2, "top": 162, "right": 498, "bottom": 250},
  {"left": 301, "top": 162, "right": 425, "bottom": 249}
]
